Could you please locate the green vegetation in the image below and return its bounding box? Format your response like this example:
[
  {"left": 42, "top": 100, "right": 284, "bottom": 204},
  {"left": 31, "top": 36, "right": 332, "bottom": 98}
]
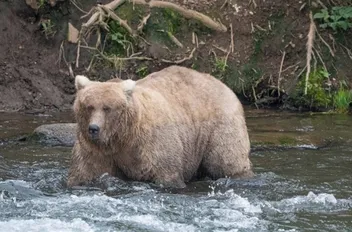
[
  {"left": 135, "top": 65, "right": 149, "bottom": 78},
  {"left": 214, "top": 57, "right": 228, "bottom": 74},
  {"left": 73, "top": 0, "right": 351, "bottom": 114},
  {"left": 291, "top": 69, "right": 332, "bottom": 110},
  {"left": 38, "top": 0, "right": 45, "bottom": 8},
  {"left": 290, "top": 68, "right": 351, "bottom": 113},
  {"left": 314, "top": 6, "right": 352, "bottom": 31},
  {"left": 106, "top": 20, "right": 135, "bottom": 56},
  {"left": 40, "top": 19, "right": 56, "bottom": 39},
  {"left": 334, "top": 87, "right": 352, "bottom": 113},
  {"left": 278, "top": 136, "right": 298, "bottom": 146}
]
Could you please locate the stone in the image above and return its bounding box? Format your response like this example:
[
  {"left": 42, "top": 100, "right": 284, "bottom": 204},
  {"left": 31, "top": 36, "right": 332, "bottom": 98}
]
[{"left": 32, "top": 123, "right": 77, "bottom": 146}]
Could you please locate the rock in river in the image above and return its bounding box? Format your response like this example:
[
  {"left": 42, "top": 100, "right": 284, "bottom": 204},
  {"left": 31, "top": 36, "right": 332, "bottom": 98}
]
[{"left": 32, "top": 123, "right": 77, "bottom": 146}]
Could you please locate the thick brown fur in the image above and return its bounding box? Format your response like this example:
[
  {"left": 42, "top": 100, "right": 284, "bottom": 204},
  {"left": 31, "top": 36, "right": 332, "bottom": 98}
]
[{"left": 67, "top": 65, "right": 253, "bottom": 188}]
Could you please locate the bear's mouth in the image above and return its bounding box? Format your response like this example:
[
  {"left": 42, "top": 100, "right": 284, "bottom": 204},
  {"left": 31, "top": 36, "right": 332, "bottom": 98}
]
[{"left": 89, "top": 133, "right": 99, "bottom": 141}]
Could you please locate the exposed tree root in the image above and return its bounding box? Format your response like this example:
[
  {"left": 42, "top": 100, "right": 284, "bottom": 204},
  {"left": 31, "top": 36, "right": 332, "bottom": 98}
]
[
  {"left": 304, "top": 12, "right": 315, "bottom": 95},
  {"left": 100, "top": 5, "right": 135, "bottom": 35},
  {"left": 72, "top": 0, "right": 227, "bottom": 69},
  {"left": 148, "top": 1, "right": 227, "bottom": 32},
  {"left": 230, "top": 23, "right": 234, "bottom": 53},
  {"left": 80, "top": 0, "right": 226, "bottom": 36},
  {"left": 277, "top": 51, "right": 286, "bottom": 97},
  {"left": 80, "top": 45, "right": 153, "bottom": 69},
  {"left": 137, "top": 13, "right": 151, "bottom": 32}
]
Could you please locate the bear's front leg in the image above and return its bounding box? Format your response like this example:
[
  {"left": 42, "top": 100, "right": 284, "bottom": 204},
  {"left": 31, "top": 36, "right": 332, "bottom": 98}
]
[{"left": 67, "top": 141, "right": 115, "bottom": 187}]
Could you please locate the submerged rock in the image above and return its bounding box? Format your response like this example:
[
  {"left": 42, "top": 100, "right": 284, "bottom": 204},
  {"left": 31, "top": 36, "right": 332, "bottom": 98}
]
[{"left": 32, "top": 123, "right": 77, "bottom": 146}]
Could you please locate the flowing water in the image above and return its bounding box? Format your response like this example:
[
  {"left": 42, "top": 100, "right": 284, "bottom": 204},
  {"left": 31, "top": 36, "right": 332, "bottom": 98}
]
[{"left": 0, "top": 109, "right": 351, "bottom": 232}]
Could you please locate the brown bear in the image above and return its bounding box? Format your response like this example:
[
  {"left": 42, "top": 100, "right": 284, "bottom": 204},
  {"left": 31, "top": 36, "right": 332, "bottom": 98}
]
[{"left": 67, "top": 65, "right": 253, "bottom": 188}]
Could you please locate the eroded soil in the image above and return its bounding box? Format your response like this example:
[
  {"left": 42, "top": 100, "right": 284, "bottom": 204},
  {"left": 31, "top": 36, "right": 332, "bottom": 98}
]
[{"left": 0, "top": 0, "right": 351, "bottom": 112}]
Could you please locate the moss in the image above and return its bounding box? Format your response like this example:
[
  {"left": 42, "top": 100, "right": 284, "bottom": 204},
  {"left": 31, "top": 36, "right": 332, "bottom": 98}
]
[
  {"left": 114, "top": 2, "right": 147, "bottom": 28},
  {"left": 143, "top": 7, "right": 211, "bottom": 50},
  {"left": 278, "top": 136, "right": 298, "bottom": 145},
  {"left": 251, "top": 141, "right": 276, "bottom": 146},
  {"left": 142, "top": 8, "right": 183, "bottom": 49}
]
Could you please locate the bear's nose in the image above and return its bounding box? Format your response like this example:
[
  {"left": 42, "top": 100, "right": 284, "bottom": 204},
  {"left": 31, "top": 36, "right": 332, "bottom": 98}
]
[{"left": 88, "top": 124, "right": 100, "bottom": 135}]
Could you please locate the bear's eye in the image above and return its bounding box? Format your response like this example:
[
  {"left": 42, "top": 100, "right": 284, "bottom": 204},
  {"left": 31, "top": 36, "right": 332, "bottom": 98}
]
[
  {"left": 103, "top": 106, "right": 111, "bottom": 112},
  {"left": 87, "top": 105, "right": 94, "bottom": 111}
]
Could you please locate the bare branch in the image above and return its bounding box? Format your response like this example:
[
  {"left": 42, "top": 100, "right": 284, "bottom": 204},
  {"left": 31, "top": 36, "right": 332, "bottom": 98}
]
[{"left": 149, "top": 1, "right": 227, "bottom": 32}]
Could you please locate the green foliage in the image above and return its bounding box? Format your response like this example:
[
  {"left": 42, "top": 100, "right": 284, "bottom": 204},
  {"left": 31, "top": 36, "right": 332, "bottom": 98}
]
[
  {"left": 106, "top": 20, "right": 135, "bottom": 56},
  {"left": 290, "top": 68, "right": 351, "bottom": 113},
  {"left": 142, "top": 8, "right": 184, "bottom": 48},
  {"left": 292, "top": 69, "right": 333, "bottom": 109},
  {"left": 37, "top": 0, "right": 45, "bottom": 8},
  {"left": 214, "top": 57, "right": 228, "bottom": 74},
  {"left": 143, "top": 7, "right": 210, "bottom": 49},
  {"left": 314, "top": 7, "right": 352, "bottom": 31},
  {"left": 114, "top": 3, "right": 146, "bottom": 28},
  {"left": 333, "top": 86, "right": 352, "bottom": 113},
  {"left": 135, "top": 65, "right": 149, "bottom": 78},
  {"left": 161, "top": 8, "right": 182, "bottom": 34}
]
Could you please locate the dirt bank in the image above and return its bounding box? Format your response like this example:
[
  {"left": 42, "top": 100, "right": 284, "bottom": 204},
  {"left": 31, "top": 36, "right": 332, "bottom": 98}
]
[{"left": 0, "top": 0, "right": 351, "bottom": 113}]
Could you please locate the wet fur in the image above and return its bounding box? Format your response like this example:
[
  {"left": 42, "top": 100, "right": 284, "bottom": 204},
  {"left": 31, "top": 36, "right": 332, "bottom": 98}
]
[{"left": 67, "top": 66, "right": 253, "bottom": 188}]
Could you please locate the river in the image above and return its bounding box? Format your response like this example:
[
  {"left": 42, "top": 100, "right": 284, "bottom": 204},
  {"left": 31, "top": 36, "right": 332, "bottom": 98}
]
[{"left": 0, "top": 109, "right": 351, "bottom": 231}]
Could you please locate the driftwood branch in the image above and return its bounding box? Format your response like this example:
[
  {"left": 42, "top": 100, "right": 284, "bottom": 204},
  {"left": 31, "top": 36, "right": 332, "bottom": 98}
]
[
  {"left": 81, "top": 0, "right": 227, "bottom": 35},
  {"left": 148, "top": 1, "right": 227, "bottom": 32}
]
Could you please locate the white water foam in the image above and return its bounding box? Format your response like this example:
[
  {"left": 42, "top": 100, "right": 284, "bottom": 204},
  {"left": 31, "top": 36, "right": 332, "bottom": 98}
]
[
  {"left": 1, "top": 186, "right": 350, "bottom": 232},
  {"left": 197, "top": 189, "right": 264, "bottom": 230},
  {"left": 269, "top": 191, "right": 339, "bottom": 213},
  {"left": 0, "top": 218, "right": 93, "bottom": 232}
]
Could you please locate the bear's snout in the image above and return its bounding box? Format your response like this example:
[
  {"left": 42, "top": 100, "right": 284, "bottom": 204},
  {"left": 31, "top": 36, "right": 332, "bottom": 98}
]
[{"left": 88, "top": 124, "right": 100, "bottom": 139}]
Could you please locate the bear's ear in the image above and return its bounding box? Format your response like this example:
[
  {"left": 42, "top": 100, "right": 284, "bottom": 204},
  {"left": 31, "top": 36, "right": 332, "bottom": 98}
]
[
  {"left": 122, "top": 79, "right": 136, "bottom": 95},
  {"left": 75, "top": 75, "right": 92, "bottom": 91}
]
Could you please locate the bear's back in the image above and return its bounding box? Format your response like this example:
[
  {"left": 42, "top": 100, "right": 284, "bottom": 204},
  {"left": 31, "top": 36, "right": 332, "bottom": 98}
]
[{"left": 136, "top": 65, "right": 243, "bottom": 116}]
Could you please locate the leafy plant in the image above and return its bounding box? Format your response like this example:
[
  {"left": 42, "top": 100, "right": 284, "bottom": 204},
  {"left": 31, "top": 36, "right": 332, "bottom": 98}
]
[
  {"left": 333, "top": 84, "right": 352, "bottom": 113},
  {"left": 107, "top": 21, "right": 135, "bottom": 56},
  {"left": 292, "top": 68, "right": 333, "bottom": 110},
  {"left": 314, "top": 6, "right": 352, "bottom": 31}
]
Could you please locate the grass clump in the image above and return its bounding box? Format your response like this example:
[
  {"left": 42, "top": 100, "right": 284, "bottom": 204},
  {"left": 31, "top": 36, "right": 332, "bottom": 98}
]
[{"left": 333, "top": 87, "right": 352, "bottom": 113}]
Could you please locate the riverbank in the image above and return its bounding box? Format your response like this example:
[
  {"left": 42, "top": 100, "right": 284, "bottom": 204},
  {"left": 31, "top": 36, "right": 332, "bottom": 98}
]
[{"left": 0, "top": 0, "right": 351, "bottom": 113}]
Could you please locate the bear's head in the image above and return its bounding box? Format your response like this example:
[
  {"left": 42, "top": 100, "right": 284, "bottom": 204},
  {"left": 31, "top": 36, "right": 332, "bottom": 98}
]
[{"left": 74, "top": 75, "right": 137, "bottom": 144}]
